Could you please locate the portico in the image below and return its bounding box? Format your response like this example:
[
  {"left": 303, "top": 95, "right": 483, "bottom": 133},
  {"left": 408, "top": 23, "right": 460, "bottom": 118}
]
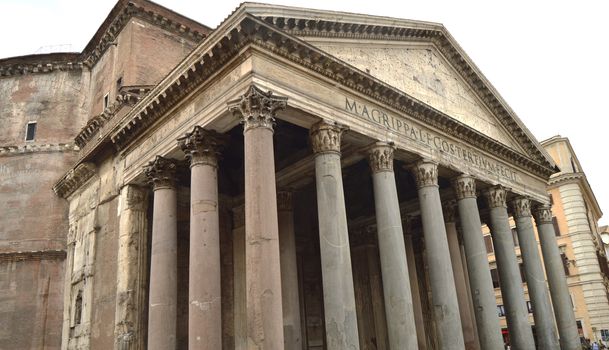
[{"left": 55, "top": 3, "right": 579, "bottom": 350}]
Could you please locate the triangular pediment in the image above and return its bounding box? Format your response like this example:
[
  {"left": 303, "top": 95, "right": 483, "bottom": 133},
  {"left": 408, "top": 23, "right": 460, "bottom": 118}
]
[{"left": 308, "top": 40, "right": 523, "bottom": 152}]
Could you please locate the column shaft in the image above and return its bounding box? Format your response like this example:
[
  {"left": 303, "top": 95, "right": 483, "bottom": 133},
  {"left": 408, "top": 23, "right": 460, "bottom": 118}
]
[
  {"left": 511, "top": 198, "right": 559, "bottom": 350},
  {"left": 369, "top": 143, "right": 418, "bottom": 349},
  {"left": 443, "top": 201, "right": 479, "bottom": 350},
  {"left": 179, "top": 126, "right": 224, "bottom": 350},
  {"left": 485, "top": 186, "right": 535, "bottom": 349},
  {"left": 311, "top": 121, "right": 359, "bottom": 349},
  {"left": 229, "top": 86, "right": 287, "bottom": 349},
  {"left": 278, "top": 191, "right": 303, "bottom": 350},
  {"left": 145, "top": 156, "right": 178, "bottom": 350},
  {"left": 404, "top": 232, "right": 428, "bottom": 350},
  {"left": 114, "top": 185, "right": 148, "bottom": 350},
  {"left": 453, "top": 176, "right": 504, "bottom": 350},
  {"left": 535, "top": 205, "right": 580, "bottom": 350},
  {"left": 412, "top": 160, "right": 465, "bottom": 350}
]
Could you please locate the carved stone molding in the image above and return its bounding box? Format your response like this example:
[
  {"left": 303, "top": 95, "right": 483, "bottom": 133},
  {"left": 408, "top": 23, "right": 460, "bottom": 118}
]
[
  {"left": 1, "top": 143, "right": 78, "bottom": 158},
  {"left": 310, "top": 121, "right": 347, "bottom": 155},
  {"left": 533, "top": 204, "right": 553, "bottom": 225},
  {"left": 511, "top": 197, "right": 532, "bottom": 218},
  {"left": 410, "top": 160, "right": 438, "bottom": 189},
  {"left": 484, "top": 186, "right": 507, "bottom": 209},
  {"left": 277, "top": 191, "right": 293, "bottom": 211},
  {"left": 0, "top": 250, "right": 67, "bottom": 262},
  {"left": 367, "top": 142, "right": 394, "bottom": 173},
  {"left": 227, "top": 85, "right": 287, "bottom": 132},
  {"left": 177, "top": 125, "right": 225, "bottom": 168},
  {"left": 442, "top": 200, "right": 457, "bottom": 223},
  {"left": 53, "top": 162, "right": 97, "bottom": 199},
  {"left": 452, "top": 175, "right": 477, "bottom": 200},
  {"left": 144, "top": 156, "right": 177, "bottom": 190}
]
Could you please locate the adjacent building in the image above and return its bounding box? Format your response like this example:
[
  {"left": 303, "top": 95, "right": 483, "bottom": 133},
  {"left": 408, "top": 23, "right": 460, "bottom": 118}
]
[{"left": 0, "top": 1, "right": 599, "bottom": 349}]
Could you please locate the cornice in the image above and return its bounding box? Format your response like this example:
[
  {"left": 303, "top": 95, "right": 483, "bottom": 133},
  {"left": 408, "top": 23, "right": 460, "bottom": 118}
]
[
  {"left": 0, "top": 53, "right": 83, "bottom": 78},
  {"left": 74, "top": 86, "right": 152, "bottom": 148},
  {"left": 0, "top": 1, "right": 208, "bottom": 77},
  {"left": 105, "top": 14, "right": 555, "bottom": 179},
  {"left": 548, "top": 172, "right": 585, "bottom": 187},
  {"left": 53, "top": 162, "right": 97, "bottom": 199},
  {"left": 81, "top": 1, "right": 208, "bottom": 68},
  {"left": 261, "top": 14, "right": 554, "bottom": 171},
  {"left": 0, "top": 143, "right": 78, "bottom": 157},
  {"left": 0, "top": 249, "right": 66, "bottom": 263}
]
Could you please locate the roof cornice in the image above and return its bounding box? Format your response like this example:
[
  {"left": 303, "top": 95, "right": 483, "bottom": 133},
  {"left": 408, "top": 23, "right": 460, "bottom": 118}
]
[
  {"left": 549, "top": 172, "right": 603, "bottom": 219},
  {"left": 251, "top": 11, "right": 554, "bottom": 170},
  {"left": 104, "top": 14, "right": 555, "bottom": 179},
  {"left": 0, "top": 0, "right": 210, "bottom": 77}
]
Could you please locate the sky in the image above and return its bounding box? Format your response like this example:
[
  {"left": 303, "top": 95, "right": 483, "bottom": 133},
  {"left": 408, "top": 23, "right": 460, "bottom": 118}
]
[{"left": 2, "top": 0, "right": 608, "bottom": 225}]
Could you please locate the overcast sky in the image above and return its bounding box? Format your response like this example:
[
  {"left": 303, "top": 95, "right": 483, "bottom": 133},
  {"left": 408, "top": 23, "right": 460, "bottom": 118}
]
[{"left": 2, "top": 0, "right": 608, "bottom": 225}]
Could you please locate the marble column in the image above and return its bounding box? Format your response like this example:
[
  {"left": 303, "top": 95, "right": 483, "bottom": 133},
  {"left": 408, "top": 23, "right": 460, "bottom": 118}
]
[
  {"left": 484, "top": 186, "right": 535, "bottom": 349},
  {"left": 534, "top": 204, "right": 580, "bottom": 350},
  {"left": 310, "top": 120, "right": 360, "bottom": 349},
  {"left": 277, "top": 191, "right": 303, "bottom": 350},
  {"left": 144, "top": 156, "right": 178, "bottom": 350},
  {"left": 452, "top": 175, "right": 503, "bottom": 350},
  {"left": 443, "top": 200, "right": 479, "bottom": 350},
  {"left": 411, "top": 160, "right": 465, "bottom": 349},
  {"left": 368, "top": 142, "right": 418, "bottom": 349},
  {"left": 114, "top": 185, "right": 148, "bottom": 350},
  {"left": 178, "top": 126, "right": 224, "bottom": 350},
  {"left": 228, "top": 86, "right": 287, "bottom": 349},
  {"left": 510, "top": 197, "right": 559, "bottom": 350},
  {"left": 404, "top": 228, "right": 427, "bottom": 350}
]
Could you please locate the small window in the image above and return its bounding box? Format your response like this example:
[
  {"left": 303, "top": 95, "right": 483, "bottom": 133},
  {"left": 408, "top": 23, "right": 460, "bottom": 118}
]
[
  {"left": 25, "top": 122, "right": 37, "bottom": 141},
  {"left": 526, "top": 301, "right": 533, "bottom": 313},
  {"left": 519, "top": 263, "right": 527, "bottom": 283},
  {"left": 550, "top": 194, "right": 554, "bottom": 205},
  {"left": 491, "top": 268, "right": 500, "bottom": 288},
  {"left": 103, "top": 93, "right": 110, "bottom": 110},
  {"left": 553, "top": 217, "right": 561, "bottom": 236},
  {"left": 561, "top": 253, "right": 570, "bottom": 276},
  {"left": 497, "top": 304, "right": 505, "bottom": 317},
  {"left": 484, "top": 235, "right": 494, "bottom": 254},
  {"left": 512, "top": 228, "right": 519, "bottom": 247},
  {"left": 74, "top": 290, "right": 83, "bottom": 326}
]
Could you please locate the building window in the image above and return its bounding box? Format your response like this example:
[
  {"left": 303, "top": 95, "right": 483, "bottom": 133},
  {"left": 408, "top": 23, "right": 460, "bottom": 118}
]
[
  {"left": 25, "top": 122, "right": 37, "bottom": 141},
  {"left": 561, "top": 253, "right": 570, "bottom": 276},
  {"left": 103, "top": 93, "right": 110, "bottom": 110},
  {"left": 511, "top": 228, "right": 519, "bottom": 247},
  {"left": 519, "top": 263, "right": 527, "bottom": 283},
  {"left": 526, "top": 301, "right": 533, "bottom": 313},
  {"left": 497, "top": 304, "right": 505, "bottom": 317},
  {"left": 484, "top": 235, "right": 494, "bottom": 253},
  {"left": 550, "top": 194, "right": 554, "bottom": 205},
  {"left": 491, "top": 268, "right": 500, "bottom": 288},
  {"left": 552, "top": 217, "right": 561, "bottom": 236}
]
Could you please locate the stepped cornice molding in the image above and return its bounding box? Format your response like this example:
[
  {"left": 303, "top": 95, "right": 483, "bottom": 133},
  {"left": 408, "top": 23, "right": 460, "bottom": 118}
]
[
  {"left": 104, "top": 14, "right": 555, "bottom": 180},
  {"left": 258, "top": 12, "right": 552, "bottom": 169},
  {"left": 0, "top": 143, "right": 78, "bottom": 157},
  {"left": 74, "top": 86, "right": 152, "bottom": 148},
  {"left": 53, "top": 162, "right": 97, "bottom": 199},
  {"left": 0, "top": 1, "right": 209, "bottom": 77},
  {"left": 0, "top": 250, "right": 67, "bottom": 263}
]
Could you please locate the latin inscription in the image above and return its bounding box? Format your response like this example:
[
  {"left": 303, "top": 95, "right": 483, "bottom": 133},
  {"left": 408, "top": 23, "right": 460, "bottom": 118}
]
[{"left": 344, "top": 97, "right": 518, "bottom": 181}]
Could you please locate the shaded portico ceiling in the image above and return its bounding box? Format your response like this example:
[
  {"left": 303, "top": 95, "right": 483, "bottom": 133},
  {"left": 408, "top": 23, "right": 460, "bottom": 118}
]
[{"left": 99, "top": 2, "right": 557, "bottom": 180}]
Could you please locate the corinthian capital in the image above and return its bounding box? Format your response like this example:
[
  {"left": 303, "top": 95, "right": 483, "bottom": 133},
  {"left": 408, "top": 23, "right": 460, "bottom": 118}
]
[
  {"left": 227, "top": 85, "right": 287, "bottom": 132},
  {"left": 484, "top": 185, "right": 507, "bottom": 209},
  {"left": 510, "top": 197, "right": 532, "bottom": 218},
  {"left": 310, "top": 121, "right": 347, "bottom": 155},
  {"left": 368, "top": 142, "right": 394, "bottom": 173},
  {"left": 452, "top": 175, "right": 477, "bottom": 200},
  {"left": 410, "top": 160, "right": 438, "bottom": 189},
  {"left": 533, "top": 204, "right": 553, "bottom": 224},
  {"left": 177, "top": 126, "right": 225, "bottom": 168},
  {"left": 144, "top": 156, "right": 178, "bottom": 190}
]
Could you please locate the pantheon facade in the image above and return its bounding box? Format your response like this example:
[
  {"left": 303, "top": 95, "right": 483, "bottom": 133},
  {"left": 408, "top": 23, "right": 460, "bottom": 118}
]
[{"left": 0, "top": 1, "right": 583, "bottom": 349}]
